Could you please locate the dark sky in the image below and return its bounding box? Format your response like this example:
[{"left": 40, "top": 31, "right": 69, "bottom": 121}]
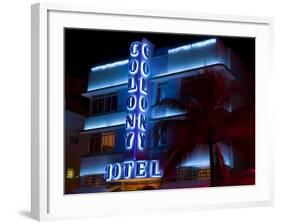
[{"left": 64, "top": 28, "right": 255, "bottom": 87}]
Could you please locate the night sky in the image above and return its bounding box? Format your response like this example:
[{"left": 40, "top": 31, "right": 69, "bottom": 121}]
[
  {"left": 64, "top": 28, "right": 255, "bottom": 85},
  {"left": 64, "top": 28, "right": 255, "bottom": 115}
]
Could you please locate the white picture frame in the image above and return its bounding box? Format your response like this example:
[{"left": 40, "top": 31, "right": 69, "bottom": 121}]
[{"left": 31, "top": 2, "right": 274, "bottom": 221}]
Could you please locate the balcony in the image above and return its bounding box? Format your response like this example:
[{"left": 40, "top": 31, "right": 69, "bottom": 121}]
[
  {"left": 87, "top": 59, "right": 128, "bottom": 92},
  {"left": 83, "top": 111, "right": 126, "bottom": 132},
  {"left": 85, "top": 38, "right": 232, "bottom": 95},
  {"left": 80, "top": 152, "right": 123, "bottom": 176},
  {"left": 151, "top": 38, "right": 228, "bottom": 79},
  {"left": 150, "top": 99, "right": 186, "bottom": 120}
]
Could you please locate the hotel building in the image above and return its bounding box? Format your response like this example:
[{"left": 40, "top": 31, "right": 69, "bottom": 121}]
[{"left": 76, "top": 37, "right": 249, "bottom": 193}]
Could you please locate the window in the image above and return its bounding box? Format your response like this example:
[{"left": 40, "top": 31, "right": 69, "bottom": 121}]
[
  {"left": 92, "top": 98, "right": 104, "bottom": 114},
  {"left": 177, "top": 166, "right": 211, "bottom": 181},
  {"left": 89, "top": 132, "right": 115, "bottom": 153},
  {"left": 66, "top": 168, "right": 75, "bottom": 179},
  {"left": 91, "top": 95, "right": 117, "bottom": 115},
  {"left": 156, "top": 126, "right": 167, "bottom": 146},
  {"left": 82, "top": 175, "right": 104, "bottom": 187},
  {"left": 89, "top": 135, "right": 101, "bottom": 153},
  {"left": 157, "top": 83, "right": 167, "bottom": 102},
  {"left": 197, "top": 167, "right": 211, "bottom": 180},
  {"left": 101, "top": 132, "right": 115, "bottom": 152}
]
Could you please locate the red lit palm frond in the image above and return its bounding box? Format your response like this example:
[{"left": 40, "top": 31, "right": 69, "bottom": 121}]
[{"left": 162, "top": 68, "right": 255, "bottom": 182}]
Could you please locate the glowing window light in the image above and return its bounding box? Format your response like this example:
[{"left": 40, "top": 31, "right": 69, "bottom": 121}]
[
  {"left": 168, "top": 38, "right": 216, "bottom": 54},
  {"left": 91, "top": 59, "right": 129, "bottom": 72},
  {"left": 66, "top": 168, "right": 75, "bottom": 179}
]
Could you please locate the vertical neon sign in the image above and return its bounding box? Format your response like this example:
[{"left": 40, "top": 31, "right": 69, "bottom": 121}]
[
  {"left": 104, "top": 39, "right": 162, "bottom": 182},
  {"left": 126, "top": 39, "right": 154, "bottom": 160}
]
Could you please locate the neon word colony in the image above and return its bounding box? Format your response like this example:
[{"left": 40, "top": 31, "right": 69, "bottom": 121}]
[{"left": 104, "top": 39, "right": 163, "bottom": 182}]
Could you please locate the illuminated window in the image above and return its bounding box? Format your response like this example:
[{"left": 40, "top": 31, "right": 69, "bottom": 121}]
[
  {"left": 66, "top": 168, "right": 75, "bottom": 179},
  {"left": 91, "top": 94, "right": 117, "bottom": 115},
  {"left": 177, "top": 166, "right": 211, "bottom": 181},
  {"left": 177, "top": 167, "right": 197, "bottom": 181},
  {"left": 177, "top": 168, "right": 186, "bottom": 181},
  {"left": 94, "top": 176, "right": 103, "bottom": 185},
  {"left": 197, "top": 167, "right": 211, "bottom": 180},
  {"left": 101, "top": 132, "right": 115, "bottom": 152},
  {"left": 89, "top": 132, "right": 115, "bottom": 153}
]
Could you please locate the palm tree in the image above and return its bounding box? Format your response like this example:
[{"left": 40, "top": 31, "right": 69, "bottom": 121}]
[{"left": 161, "top": 69, "right": 255, "bottom": 187}]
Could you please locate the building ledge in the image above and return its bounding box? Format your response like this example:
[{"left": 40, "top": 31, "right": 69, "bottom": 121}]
[{"left": 83, "top": 111, "right": 126, "bottom": 131}]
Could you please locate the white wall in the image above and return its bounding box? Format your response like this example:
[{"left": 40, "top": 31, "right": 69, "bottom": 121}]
[{"left": 0, "top": 0, "right": 280, "bottom": 223}]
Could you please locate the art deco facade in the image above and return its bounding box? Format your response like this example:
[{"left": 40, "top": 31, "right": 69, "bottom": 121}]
[{"left": 74, "top": 38, "right": 248, "bottom": 193}]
